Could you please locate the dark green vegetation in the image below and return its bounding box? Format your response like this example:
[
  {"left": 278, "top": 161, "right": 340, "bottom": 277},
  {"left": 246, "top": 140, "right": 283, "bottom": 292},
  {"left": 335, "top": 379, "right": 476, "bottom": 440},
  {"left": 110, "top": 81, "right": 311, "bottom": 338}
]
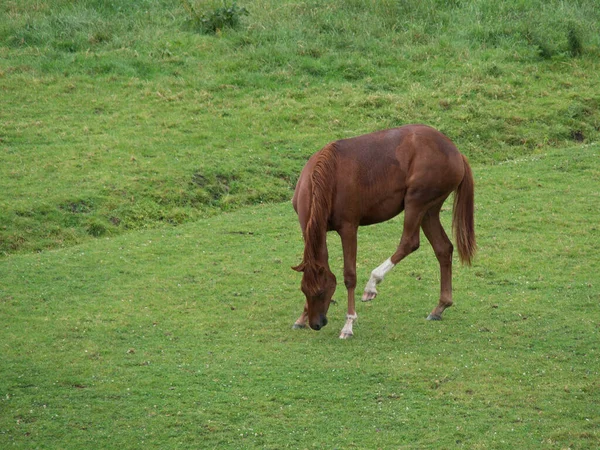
[
  {"left": 1, "top": 0, "right": 600, "bottom": 254},
  {"left": 182, "top": 0, "right": 249, "bottom": 34},
  {"left": 1, "top": 0, "right": 599, "bottom": 448}
]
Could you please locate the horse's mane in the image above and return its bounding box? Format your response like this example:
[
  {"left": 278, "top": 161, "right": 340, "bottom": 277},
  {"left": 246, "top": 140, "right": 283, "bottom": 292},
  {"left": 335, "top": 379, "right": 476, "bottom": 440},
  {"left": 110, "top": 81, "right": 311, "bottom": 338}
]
[{"left": 293, "top": 143, "right": 338, "bottom": 294}]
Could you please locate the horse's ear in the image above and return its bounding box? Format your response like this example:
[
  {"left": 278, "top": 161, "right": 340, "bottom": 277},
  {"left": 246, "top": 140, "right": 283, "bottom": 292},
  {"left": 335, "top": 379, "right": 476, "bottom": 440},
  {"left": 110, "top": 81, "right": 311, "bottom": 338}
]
[{"left": 292, "top": 262, "right": 306, "bottom": 272}]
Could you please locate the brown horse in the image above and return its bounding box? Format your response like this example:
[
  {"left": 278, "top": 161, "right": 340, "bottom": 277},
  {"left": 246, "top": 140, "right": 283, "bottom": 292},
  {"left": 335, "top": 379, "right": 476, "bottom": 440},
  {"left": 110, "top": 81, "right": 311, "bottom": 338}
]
[{"left": 292, "top": 125, "right": 476, "bottom": 339}]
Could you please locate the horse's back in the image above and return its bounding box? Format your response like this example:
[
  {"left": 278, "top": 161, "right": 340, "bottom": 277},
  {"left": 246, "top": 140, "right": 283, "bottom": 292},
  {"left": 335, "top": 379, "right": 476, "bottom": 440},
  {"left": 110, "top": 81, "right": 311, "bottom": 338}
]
[
  {"left": 335, "top": 125, "right": 462, "bottom": 171},
  {"left": 294, "top": 125, "right": 466, "bottom": 228},
  {"left": 331, "top": 126, "right": 463, "bottom": 224}
]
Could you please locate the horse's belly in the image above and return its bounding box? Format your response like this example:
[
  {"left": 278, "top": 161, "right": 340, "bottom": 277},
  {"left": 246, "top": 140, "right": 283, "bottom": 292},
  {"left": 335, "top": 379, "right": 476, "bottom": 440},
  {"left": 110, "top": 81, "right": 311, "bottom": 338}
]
[{"left": 359, "top": 193, "right": 405, "bottom": 226}]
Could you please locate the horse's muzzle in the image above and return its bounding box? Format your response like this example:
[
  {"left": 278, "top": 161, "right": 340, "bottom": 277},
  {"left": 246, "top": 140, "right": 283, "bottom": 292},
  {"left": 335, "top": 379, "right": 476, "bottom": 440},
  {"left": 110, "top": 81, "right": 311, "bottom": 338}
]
[{"left": 310, "top": 314, "right": 328, "bottom": 331}]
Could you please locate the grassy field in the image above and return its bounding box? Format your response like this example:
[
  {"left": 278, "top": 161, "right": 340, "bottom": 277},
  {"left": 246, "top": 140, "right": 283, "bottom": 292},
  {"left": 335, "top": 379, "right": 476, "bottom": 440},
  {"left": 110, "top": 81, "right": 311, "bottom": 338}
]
[
  {"left": 1, "top": 0, "right": 599, "bottom": 448},
  {"left": 1, "top": 146, "right": 598, "bottom": 448}
]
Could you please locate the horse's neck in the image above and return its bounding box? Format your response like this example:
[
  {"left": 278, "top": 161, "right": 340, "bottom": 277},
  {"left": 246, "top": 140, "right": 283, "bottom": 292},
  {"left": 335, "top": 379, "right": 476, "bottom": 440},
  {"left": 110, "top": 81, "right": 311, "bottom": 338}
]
[
  {"left": 304, "top": 144, "right": 336, "bottom": 259},
  {"left": 296, "top": 144, "right": 336, "bottom": 275},
  {"left": 303, "top": 222, "right": 329, "bottom": 267}
]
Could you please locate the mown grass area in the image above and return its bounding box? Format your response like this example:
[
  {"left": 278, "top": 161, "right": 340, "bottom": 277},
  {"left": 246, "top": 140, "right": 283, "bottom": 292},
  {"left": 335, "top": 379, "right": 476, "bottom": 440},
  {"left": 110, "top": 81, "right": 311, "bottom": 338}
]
[
  {"left": 1, "top": 145, "right": 598, "bottom": 448},
  {"left": 1, "top": 0, "right": 600, "bottom": 254}
]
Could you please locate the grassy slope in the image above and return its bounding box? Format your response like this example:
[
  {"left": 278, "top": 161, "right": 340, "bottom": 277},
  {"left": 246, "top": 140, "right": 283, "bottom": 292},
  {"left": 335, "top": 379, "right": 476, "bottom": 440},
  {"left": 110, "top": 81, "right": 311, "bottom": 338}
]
[
  {"left": 1, "top": 0, "right": 600, "bottom": 254},
  {"left": 1, "top": 146, "right": 598, "bottom": 448}
]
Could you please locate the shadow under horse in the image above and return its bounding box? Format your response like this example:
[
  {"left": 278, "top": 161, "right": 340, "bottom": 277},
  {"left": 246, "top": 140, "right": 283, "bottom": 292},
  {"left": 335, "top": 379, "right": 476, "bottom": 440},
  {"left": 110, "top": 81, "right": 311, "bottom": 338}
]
[{"left": 292, "top": 125, "right": 476, "bottom": 339}]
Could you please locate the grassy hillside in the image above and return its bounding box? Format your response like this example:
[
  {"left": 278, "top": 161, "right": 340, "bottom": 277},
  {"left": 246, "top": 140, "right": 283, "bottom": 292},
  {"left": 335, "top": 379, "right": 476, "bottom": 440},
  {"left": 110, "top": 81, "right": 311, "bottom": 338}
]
[
  {"left": 0, "top": 145, "right": 598, "bottom": 448},
  {"left": 1, "top": 0, "right": 600, "bottom": 254}
]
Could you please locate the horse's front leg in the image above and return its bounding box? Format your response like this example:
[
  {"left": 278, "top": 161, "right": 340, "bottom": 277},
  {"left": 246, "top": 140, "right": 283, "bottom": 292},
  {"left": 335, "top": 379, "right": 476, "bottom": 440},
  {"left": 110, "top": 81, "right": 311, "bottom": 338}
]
[
  {"left": 292, "top": 302, "right": 309, "bottom": 329},
  {"left": 340, "top": 307, "right": 358, "bottom": 339},
  {"left": 339, "top": 226, "right": 358, "bottom": 339}
]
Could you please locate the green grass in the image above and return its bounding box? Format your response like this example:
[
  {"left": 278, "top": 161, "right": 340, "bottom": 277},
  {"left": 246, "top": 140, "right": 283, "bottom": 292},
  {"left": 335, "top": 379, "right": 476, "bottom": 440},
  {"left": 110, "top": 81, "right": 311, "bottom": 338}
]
[
  {"left": 1, "top": 0, "right": 600, "bottom": 254},
  {"left": 1, "top": 0, "right": 600, "bottom": 447},
  {"left": 1, "top": 145, "right": 599, "bottom": 448}
]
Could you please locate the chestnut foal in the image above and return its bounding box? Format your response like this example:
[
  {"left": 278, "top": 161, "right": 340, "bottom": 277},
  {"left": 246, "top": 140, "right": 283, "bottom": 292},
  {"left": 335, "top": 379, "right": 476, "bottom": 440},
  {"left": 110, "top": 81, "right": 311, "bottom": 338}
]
[{"left": 292, "top": 125, "right": 476, "bottom": 339}]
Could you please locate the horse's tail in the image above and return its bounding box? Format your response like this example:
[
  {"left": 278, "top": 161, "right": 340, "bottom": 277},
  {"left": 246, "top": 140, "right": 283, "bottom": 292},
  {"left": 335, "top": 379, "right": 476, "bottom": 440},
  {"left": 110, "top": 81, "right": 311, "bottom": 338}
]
[
  {"left": 453, "top": 154, "right": 476, "bottom": 266},
  {"left": 292, "top": 144, "right": 337, "bottom": 283}
]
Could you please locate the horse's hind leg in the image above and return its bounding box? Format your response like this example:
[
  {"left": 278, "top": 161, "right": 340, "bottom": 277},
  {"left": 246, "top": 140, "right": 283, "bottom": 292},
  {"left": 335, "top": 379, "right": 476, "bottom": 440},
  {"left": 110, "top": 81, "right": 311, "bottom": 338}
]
[
  {"left": 362, "top": 202, "right": 425, "bottom": 301},
  {"left": 421, "top": 205, "right": 454, "bottom": 320}
]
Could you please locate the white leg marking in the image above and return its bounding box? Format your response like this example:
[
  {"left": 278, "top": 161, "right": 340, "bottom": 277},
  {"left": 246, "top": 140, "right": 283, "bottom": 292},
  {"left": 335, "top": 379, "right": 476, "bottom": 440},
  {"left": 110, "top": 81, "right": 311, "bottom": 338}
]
[
  {"left": 362, "top": 257, "right": 396, "bottom": 301},
  {"left": 292, "top": 311, "right": 308, "bottom": 329},
  {"left": 339, "top": 313, "right": 358, "bottom": 339}
]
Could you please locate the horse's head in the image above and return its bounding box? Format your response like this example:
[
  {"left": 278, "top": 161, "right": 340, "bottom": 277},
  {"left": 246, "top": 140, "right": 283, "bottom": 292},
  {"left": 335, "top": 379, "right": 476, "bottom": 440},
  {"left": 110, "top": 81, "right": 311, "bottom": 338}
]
[{"left": 293, "top": 262, "right": 337, "bottom": 330}]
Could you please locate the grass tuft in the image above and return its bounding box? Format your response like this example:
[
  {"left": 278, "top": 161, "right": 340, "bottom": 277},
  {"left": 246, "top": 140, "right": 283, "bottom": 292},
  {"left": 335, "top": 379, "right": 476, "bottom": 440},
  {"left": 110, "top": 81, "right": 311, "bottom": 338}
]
[
  {"left": 181, "top": 0, "right": 249, "bottom": 34},
  {"left": 567, "top": 24, "right": 584, "bottom": 57}
]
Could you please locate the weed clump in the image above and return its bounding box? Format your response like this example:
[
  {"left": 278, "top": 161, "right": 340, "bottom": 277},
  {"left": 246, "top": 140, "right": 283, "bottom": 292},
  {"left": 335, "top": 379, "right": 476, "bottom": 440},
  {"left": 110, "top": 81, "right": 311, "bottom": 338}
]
[
  {"left": 182, "top": 0, "right": 248, "bottom": 34},
  {"left": 527, "top": 21, "right": 587, "bottom": 59},
  {"left": 567, "top": 25, "right": 583, "bottom": 57}
]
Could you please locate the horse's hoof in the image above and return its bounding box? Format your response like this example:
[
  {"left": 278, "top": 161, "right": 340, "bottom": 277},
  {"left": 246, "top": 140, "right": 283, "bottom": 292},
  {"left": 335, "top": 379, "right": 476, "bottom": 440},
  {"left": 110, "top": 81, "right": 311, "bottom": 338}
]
[
  {"left": 292, "top": 323, "right": 307, "bottom": 329},
  {"left": 426, "top": 314, "right": 442, "bottom": 321},
  {"left": 361, "top": 291, "right": 377, "bottom": 302},
  {"left": 339, "top": 332, "right": 354, "bottom": 339}
]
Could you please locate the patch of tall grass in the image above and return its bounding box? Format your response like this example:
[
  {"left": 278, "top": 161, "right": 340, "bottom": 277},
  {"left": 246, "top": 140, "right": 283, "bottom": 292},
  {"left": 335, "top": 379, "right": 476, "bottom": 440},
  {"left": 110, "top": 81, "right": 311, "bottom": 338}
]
[{"left": 1, "top": 0, "right": 599, "bottom": 255}]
